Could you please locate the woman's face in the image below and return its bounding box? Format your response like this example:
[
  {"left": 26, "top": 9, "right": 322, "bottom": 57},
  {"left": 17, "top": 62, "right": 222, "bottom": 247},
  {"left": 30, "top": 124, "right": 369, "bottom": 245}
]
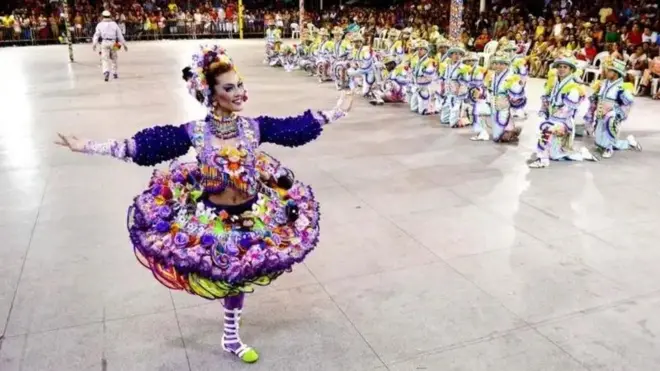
[{"left": 212, "top": 70, "right": 246, "bottom": 113}]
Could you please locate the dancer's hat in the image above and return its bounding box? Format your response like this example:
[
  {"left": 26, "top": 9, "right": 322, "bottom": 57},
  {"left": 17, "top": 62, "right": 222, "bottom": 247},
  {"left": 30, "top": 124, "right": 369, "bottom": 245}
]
[
  {"left": 462, "top": 52, "right": 479, "bottom": 62},
  {"left": 351, "top": 33, "right": 364, "bottom": 42},
  {"left": 502, "top": 42, "right": 517, "bottom": 52},
  {"left": 607, "top": 59, "right": 627, "bottom": 77},
  {"left": 490, "top": 52, "right": 511, "bottom": 65},
  {"left": 417, "top": 40, "right": 430, "bottom": 49},
  {"left": 102, "top": 10, "right": 111, "bottom": 17},
  {"left": 445, "top": 44, "right": 466, "bottom": 56},
  {"left": 551, "top": 55, "right": 578, "bottom": 70}
]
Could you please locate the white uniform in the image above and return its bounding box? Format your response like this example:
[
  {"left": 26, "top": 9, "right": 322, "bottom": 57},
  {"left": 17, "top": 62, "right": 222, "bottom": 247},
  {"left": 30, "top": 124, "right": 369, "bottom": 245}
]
[{"left": 92, "top": 19, "right": 126, "bottom": 77}]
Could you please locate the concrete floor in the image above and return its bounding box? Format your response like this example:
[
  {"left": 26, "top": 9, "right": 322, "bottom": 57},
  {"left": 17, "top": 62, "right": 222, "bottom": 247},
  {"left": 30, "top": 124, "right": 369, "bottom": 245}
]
[{"left": 0, "top": 39, "right": 659, "bottom": 371}]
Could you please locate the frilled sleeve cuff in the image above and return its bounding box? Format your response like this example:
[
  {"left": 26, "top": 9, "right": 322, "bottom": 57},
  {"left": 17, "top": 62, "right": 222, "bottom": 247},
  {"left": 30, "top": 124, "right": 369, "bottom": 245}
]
[
  {"left": 81, "top": 124, "right": 192, "bottom": 166},
  {"left": 618, "top": 88, "right": 634, "bottom": 107},
  {"left": 256, "top": 109, "right": 336, "bottom": 148}
]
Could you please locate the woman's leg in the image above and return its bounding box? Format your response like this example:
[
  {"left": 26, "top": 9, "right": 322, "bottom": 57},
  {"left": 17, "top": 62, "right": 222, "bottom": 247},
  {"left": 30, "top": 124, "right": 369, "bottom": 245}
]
[{"left": 222, "top": 293, "right": 259, "bottom": 363}]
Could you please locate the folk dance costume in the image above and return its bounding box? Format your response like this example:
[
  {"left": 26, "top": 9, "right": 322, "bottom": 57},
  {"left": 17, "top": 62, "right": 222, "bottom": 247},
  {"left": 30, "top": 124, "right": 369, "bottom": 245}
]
[
  {"left": 331, "top": 27, "right": 352, "bottom": 90},
  {"left": 383, "top": 29, "right": 400, "bottom": 54},
  {"left": 267, "top": 38, "right": 285, "bottom": 67},
  {"left": 502, "top": 42, "right": 529, "bottom": 119},
  {"left": 389, "top": 28, "right": 412, "bottom": 64},
  {"left": 529, "top": 55, "right": 597, "bottom": 168},
  {"left": 56, "top": 45, "right": 352, "bottom": 364},
  {"left": 459, "top": 53, "right": 490, "bottom": 132},
  {"left": 439, "top": 45, "right": 467, "bottom": 126},
  {"left": 433, "top": 39, "right": 450, "bottom": 114},
  {"left": 92, "top": 10, "right": 127, "bottom": 82},
  {"left": 370, "top": 55, "right": 409, "bottom": 105},
  {"left": 264, "top": 20, "right": 281, "bottom": 63},
  {"left": 278, "top": 44, "right": 298, "bottom": 72},
  {"left": 297, "top": 34, "right": 315, "bottom": 73},
  {"left": 477, "top": 53, "right": 524, "bottom": 142},
  {"left": 347, "top": 34, "right": 376, "bottom": 97},
  {"left": 314, "top": 29, "right": 334, "bottom": 82},
  {"left": 409, "top": 40, "right": 437, "bottom": 115},
  {"left": 583, "top": 59, "right": 642, "bottom": 158}
]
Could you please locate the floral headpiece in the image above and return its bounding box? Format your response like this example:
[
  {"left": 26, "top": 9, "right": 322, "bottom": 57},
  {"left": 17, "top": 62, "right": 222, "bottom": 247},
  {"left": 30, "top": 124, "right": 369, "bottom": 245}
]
[{"left": 186, "top": 45, "right": 238, "bottom": 108}]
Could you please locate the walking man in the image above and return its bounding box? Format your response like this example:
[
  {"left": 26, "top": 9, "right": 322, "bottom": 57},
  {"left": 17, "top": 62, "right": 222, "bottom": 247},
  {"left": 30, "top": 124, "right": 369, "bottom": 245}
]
[{"left": 92, "top": 10, "right": 127, "bottom": 82}]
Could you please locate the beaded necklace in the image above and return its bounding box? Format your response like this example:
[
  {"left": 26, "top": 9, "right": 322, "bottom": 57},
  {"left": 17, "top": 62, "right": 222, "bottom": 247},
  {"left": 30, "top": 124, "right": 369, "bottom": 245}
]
[{"left": 208, "top": 113, "right": 239, "bottom": 139}]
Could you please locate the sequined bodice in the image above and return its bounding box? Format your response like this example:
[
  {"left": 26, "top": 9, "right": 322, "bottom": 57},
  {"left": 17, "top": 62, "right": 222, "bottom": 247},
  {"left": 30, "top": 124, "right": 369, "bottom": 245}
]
[{"left": 189, "top": 116, "right": 260, "bottom": 196}]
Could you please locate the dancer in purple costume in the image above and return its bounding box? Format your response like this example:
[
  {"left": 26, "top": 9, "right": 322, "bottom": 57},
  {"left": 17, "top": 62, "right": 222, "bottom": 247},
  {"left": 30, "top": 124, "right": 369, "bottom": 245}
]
[{"left": 55, "top": 45, "right": 353, "bottom": 364}]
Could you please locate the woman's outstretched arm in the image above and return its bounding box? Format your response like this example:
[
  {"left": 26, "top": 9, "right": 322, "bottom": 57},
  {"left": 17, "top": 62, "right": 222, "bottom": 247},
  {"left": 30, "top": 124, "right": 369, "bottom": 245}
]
[
  {"left": 55, "top": 123, "right": 193, "bottom": 166},
  {"left": 254, "top": 92, "right": 353, "bottom": 147}
]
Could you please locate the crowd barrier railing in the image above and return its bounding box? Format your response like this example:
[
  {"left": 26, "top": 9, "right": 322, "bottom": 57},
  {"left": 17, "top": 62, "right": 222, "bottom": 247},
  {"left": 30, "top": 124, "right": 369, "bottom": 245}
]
[{"left": 0, "top": 19, "right": 299, "bottom": 47}]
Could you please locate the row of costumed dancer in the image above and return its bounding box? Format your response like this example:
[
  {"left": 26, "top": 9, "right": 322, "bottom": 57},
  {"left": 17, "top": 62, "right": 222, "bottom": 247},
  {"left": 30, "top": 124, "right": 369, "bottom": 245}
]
[{"left": 264, "top": 21, "right": 642, "bottom": 168}]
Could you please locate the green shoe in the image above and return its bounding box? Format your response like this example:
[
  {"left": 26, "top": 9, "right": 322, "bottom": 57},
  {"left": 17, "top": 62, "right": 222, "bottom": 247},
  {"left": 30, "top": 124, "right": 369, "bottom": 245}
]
[
  {"left": 222, "top": 342, "right": 259, "bottom": 364},
  {"left": 237, "top": 346, "right": 259, "bottom": 363}
]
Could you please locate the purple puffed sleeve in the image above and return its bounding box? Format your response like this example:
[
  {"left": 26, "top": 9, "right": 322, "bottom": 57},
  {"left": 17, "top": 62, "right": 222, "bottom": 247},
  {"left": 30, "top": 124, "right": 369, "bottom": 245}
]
[
  {"left": 254, "top": 108, "right": 346, "bottom": 148},
  {"left": 82, "top": 123, "right": 193, "bottom": 166}
]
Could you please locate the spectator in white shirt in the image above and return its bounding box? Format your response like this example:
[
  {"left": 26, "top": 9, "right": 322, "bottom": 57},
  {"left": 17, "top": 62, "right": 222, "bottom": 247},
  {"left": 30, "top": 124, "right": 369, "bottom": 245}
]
[{"left": 642, "top": 26, "right": 657, "bottom": 43}]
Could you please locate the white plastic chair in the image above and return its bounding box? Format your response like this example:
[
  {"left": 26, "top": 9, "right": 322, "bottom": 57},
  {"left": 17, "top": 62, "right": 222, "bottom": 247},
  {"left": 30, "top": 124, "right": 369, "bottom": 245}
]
[
  {"left": 373, "top": 27, "right": 387, "bottom": 49},
  {"left": 628, "top": 69, "right": 642, "bottom": 93},
  {"left": 583, "top": 51, "right": 608, "bottom": 84},
  {"left": 479, "top": 41, "right": 498, "bottom": 68},
  {"left": 290, "top": 23, "right": 299, "bottom": 39}
]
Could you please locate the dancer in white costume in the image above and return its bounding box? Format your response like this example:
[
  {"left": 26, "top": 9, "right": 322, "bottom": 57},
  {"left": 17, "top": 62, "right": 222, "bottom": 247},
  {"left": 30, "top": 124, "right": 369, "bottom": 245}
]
[
  {"left": 264, "top": 20, "right": 281, "bottom": 63},
  {"left": 528, "top": 54, "right": 598, "bottom": 168},
  {"left": 583, "top": 59, "right": 642, "bottom": 158},
  {"left": 502, "top": 42, "right": 529, "bottom": 119},
  {"left": 458, "top": 53, "right": 491, "bottom": 136},
  {"left": 439, "top": 44, "right": 467, "bottom": 126},
  {"left": 370, "top": 55, "right": 410, "bottom": 105},
  {"left": 409, "top": 40, "right": 436, "bottom": 115},
  {"left": 475, "top": 52, "right": 524, "bottom": 142},
  {"left": 347, "top": 34, "right": 376, "bottom": 97}
]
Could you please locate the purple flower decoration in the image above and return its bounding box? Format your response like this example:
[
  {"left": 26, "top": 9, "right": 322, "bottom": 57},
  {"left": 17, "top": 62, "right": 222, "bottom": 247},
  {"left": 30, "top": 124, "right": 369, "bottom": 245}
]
[
  {"left": 210, "top": 267, "right": 225, "bottom": 280},
  {"left": 155, "top": 221, "right": 170, "bottom": 234},
  {"left": 199, "top": 255, "right": 213, "bottom": 275},
  {"left": 239, "top": 236, "right": 253, "bottom": 249},
  {"left": 246, "top": 246, "right": 266, "bottom": 267},
  {"left": 151, "top": 185, "right": 162, "bottom": 196},
  {"left": 162, "top": 234, "right": 174, "bottom": 248},
  {"left": 227, "top": 262, "right": 242, "bottom": 282},
  {"left": 157, "top": 206, "right": 173, "bottom": 220},
  {"left": 200, "top": 233, "right": 216, "bottom": 247},
  {"left": 288, "top": 186, "right": 303, "bottom": 200},
  {"left": 174, "top": 232, "right": 190, "bottom": 248},
  {"left": 224, "top": 239, "right": 239, "bottom": 256},
  {"left": 172, "top": 172, "right": 186, "bottom": 184}
]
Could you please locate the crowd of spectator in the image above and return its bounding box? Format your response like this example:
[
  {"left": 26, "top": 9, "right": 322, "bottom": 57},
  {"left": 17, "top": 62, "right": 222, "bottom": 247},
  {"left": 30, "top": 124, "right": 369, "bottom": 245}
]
[{"left": 2, "top": 0, "right": 660, "bottom": 97}]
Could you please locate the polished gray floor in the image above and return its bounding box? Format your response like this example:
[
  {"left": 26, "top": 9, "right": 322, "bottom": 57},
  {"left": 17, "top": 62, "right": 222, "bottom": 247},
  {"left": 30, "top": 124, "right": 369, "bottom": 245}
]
[{"left": 1, "top": 39, "right": 659, "bottom": 371}]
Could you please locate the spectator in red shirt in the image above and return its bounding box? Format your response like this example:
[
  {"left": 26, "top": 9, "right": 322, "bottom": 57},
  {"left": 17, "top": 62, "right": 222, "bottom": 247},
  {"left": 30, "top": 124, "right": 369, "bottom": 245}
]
[
  {"left": 627, "top": 23, "right": 643, "bottom": 46},
  {"left": 577, "top": 37, "right": 598, "bottom": 62},
  {"left": 474, "top": 28, "right": 490, "bottom": 52}
]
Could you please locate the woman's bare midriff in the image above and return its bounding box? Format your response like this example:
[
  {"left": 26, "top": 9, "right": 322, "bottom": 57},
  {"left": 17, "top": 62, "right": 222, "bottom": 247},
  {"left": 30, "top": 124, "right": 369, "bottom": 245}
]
[{"left": 207, "top": 188, "right": 253, "bottom": 206}]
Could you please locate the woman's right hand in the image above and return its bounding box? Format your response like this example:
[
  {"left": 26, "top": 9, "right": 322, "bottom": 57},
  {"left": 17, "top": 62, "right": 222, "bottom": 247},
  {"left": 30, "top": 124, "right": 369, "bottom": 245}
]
[{"left": 55, "top": 133, "right": 86, "bottom": 152}]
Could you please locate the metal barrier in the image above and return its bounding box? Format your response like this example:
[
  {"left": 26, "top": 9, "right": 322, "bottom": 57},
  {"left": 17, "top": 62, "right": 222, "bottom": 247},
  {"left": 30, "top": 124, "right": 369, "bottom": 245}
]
[{"left": 0, "top": 18, "right": 297, "bottom": 47}]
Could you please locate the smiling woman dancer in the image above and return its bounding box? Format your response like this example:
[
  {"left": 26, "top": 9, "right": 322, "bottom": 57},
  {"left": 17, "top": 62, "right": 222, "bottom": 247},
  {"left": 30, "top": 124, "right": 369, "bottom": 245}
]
[{"left": 55, "top": 45, "right": 352, "bottom": 364}]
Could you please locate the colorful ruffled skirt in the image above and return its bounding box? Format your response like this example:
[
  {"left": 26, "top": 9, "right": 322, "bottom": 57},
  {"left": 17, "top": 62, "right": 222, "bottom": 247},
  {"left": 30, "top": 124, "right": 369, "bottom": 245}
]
[{"left": 127, "top": 161, "right": 320, "bottom": 300}]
